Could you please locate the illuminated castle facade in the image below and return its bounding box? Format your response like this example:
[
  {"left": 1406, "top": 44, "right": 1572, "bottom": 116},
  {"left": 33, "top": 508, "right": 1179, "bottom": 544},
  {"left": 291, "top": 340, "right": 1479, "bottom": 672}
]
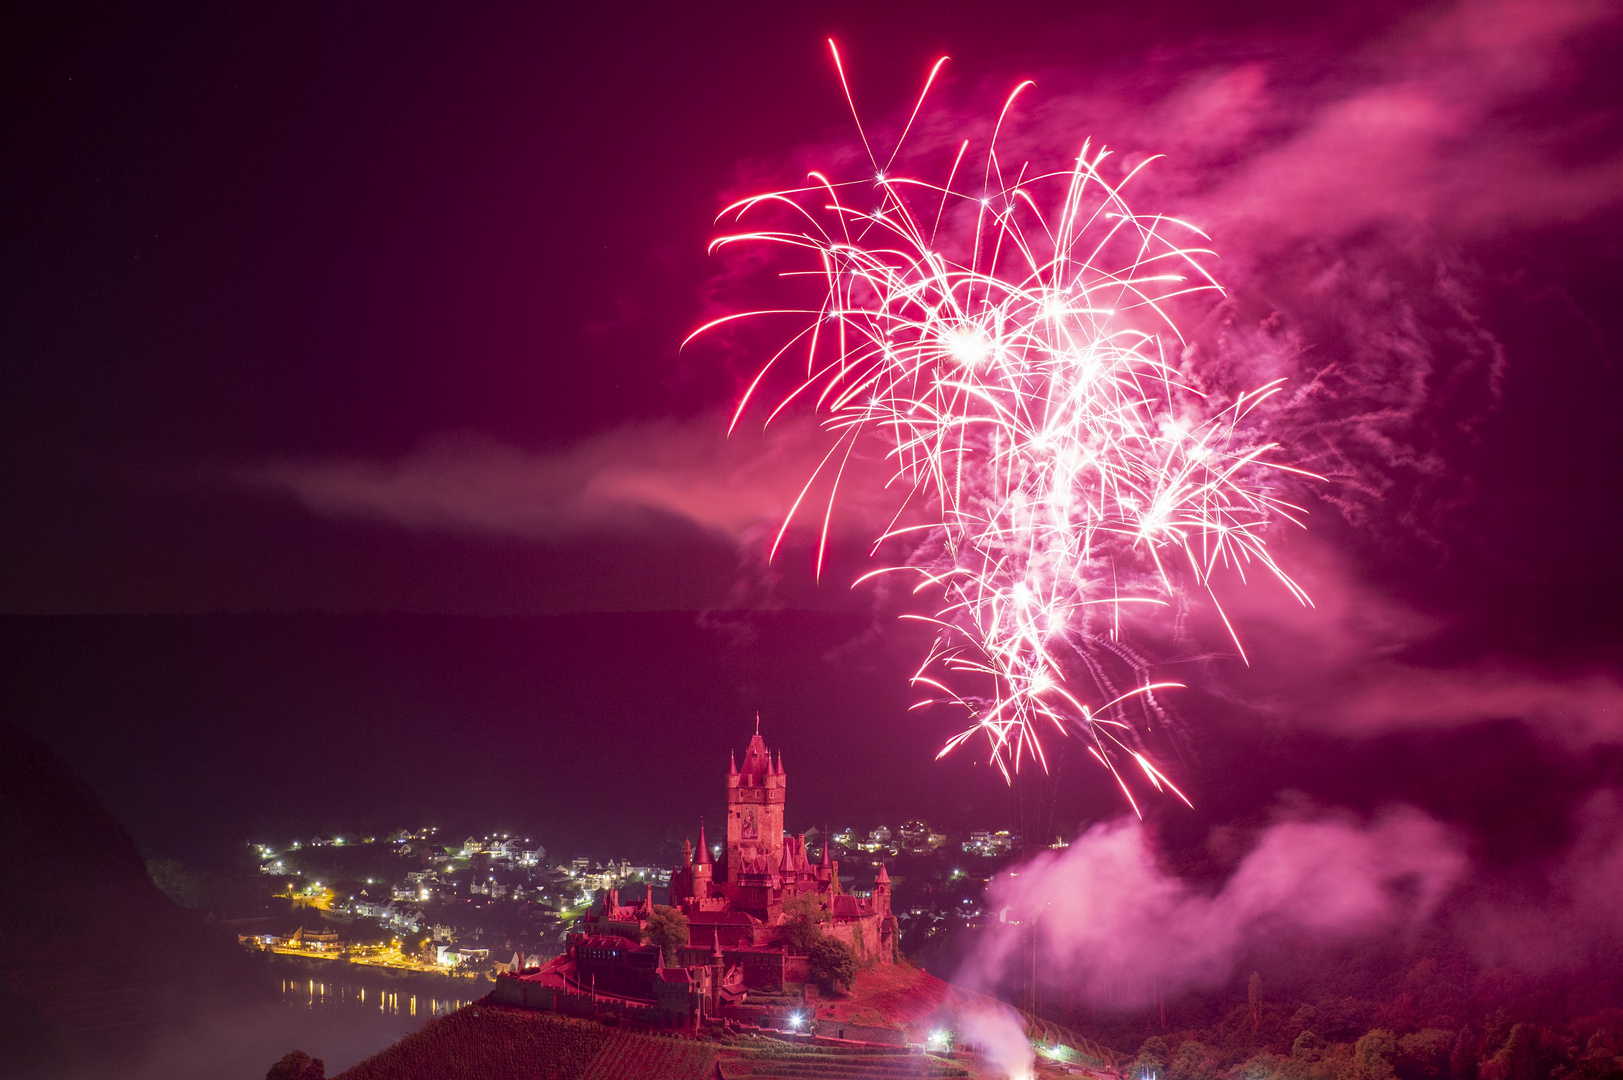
[
  {"left": 666, "top": 726, "right": 896, "bottom": 977},
  {"left": 496, "top": 725, "right": 895, "bottom": 1025}
]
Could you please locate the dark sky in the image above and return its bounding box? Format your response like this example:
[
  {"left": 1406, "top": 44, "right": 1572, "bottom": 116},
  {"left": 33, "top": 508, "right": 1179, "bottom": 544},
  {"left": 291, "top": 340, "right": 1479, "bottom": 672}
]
[
  {"left": 5, "top": 0, "right": 1623, "bottom": 985},
  {"left": 1, "top": 0, "right": 1434, "bottom": 617}
]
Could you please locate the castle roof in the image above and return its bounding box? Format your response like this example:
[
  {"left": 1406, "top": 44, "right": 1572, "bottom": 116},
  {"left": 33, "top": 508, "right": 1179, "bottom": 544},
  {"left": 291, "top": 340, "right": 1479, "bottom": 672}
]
[
  {"left": 695, "top": 822, "right": 712, "bottom": 865},
  {"left": 740, "top": 731, "right": 773, "bottom": 784},
  {"left": 579, "top": 933, "right": 641, "bottom": 949},
  {"left": 832, "top": 894, "right": 866, "bottom": 919},
  {"left": 875, "top": 863, "right": 890, "bottom": 885},
  {"left": 686, "top": 910, "right": 762, "bottom": 927}
]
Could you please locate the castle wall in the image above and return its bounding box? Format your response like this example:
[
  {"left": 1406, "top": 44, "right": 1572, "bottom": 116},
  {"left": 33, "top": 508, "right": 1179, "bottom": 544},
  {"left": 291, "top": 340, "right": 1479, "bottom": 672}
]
[
  {"left": 495, "top": 973, "right": 698, "bottom": 1027},
  {"left": 826, "top": 913, "right": 895, "bottom": 965}
]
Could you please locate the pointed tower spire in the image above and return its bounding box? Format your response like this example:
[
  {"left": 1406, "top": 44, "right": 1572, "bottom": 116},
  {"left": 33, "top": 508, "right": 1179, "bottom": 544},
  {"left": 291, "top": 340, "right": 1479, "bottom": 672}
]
[
  {"left": 729, "top": 749, "right": 738, "bottom": 776},
  {"left": 696, "top": 819, "right": 712, "bottom": 865},
  {"left": 755, "top": 711, "right": 760, "bottom": 735},
  {"left": 875, "top": 862, "right": 890, "bottom": 885},
  {"left": 740, "top": 725, "right": 771, "bottom": 784}
]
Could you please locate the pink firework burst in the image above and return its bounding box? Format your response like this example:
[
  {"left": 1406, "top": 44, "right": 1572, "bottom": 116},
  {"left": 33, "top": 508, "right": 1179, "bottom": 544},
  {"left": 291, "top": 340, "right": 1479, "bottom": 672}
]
[{"left": 689, "top": 45, "right": 1313, "bottom": 810}]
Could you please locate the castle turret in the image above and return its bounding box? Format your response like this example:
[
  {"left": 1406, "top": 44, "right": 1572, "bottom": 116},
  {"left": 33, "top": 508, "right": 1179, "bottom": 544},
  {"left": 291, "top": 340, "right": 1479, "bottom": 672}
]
[
  {"left": 693, "top": 821, "right": 712, "bottom": 899},
  {"left": 873, "top": 863, "right": 891, "bottom": 915},
  {"left": 778, "top": 839, "right": 797, "bottom": 884}
]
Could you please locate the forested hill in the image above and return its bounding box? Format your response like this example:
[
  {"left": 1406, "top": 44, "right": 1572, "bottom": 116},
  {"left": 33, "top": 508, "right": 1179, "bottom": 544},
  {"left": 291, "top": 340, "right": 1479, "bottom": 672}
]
[{"left": 0, "top": 719, "right": 257, "bottom": 1075}]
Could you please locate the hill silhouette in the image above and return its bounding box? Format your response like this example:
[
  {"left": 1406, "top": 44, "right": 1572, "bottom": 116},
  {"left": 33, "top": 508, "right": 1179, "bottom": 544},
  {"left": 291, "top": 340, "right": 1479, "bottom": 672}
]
[{"left": 0, "top": 719, "right": 259, "bottom": 1075}]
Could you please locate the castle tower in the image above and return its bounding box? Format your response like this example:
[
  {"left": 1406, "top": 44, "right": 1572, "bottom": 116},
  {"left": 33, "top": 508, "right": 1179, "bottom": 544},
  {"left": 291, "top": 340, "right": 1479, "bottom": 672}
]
[
  {"left": 693, "top": 820, "right": 713, "bottom": 900},
  {"left": 726, "top": 724, "right": 786, "bottom": 884},
  {"left": 873, "top": 862, "right": 892, "bottom": 915}
]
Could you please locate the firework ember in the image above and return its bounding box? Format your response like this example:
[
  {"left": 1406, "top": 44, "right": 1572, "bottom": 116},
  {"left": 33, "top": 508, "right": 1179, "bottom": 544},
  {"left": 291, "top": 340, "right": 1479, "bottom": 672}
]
[{"left": 690, "top": 45, "right": 1312, "bottom": 807}]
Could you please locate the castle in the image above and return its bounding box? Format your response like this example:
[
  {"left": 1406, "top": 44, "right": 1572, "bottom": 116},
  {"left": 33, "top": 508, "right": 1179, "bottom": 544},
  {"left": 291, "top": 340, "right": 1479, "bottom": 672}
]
[{"left": 494, "top": 725, "right": 896, "bottom": 1026}]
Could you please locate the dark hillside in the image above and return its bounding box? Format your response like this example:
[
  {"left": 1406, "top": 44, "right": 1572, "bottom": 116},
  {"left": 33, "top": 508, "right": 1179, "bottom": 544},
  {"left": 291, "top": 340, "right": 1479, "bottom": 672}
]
[
  {"left": 334, "top": 1004, "right": 717, "bottom": 1080},
  {"left": 0, "top": 719, "right": 259, "bottom": 1074}
]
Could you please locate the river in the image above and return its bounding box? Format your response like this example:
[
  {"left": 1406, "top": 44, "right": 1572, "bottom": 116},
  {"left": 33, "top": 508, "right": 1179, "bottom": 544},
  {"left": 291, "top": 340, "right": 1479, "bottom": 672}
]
[{"left": 28, "top": 965, "right": 493, "bottom": 1080}]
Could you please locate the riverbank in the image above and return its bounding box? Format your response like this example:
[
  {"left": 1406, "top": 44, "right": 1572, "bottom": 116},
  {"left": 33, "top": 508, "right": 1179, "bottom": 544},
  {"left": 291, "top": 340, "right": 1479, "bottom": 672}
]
[{"left": 262, "top": 952, "right": 493, "bottom": 994}]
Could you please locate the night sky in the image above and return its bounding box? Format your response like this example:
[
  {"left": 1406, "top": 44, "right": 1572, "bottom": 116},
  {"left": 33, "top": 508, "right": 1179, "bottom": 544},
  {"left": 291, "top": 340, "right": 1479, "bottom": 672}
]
[{"left": 5, "top": 0, "right": 1623, "bottom": 989}]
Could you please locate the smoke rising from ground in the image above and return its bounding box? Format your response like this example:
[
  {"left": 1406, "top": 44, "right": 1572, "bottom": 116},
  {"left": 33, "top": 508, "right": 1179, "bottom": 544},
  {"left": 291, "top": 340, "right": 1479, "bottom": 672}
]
[
  {"left": 959, "top": 809, "right": 1467, "bottom": 1009},
  {"left": 958, "top": 792, "right": 1623, "bottom": 1011},
  {"left": 960, "top": 1002, "right": 1037, "bottom": 1080}
]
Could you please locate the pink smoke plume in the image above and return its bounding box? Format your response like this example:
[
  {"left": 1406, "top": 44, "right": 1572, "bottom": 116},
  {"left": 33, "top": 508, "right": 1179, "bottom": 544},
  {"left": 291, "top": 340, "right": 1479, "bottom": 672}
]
[
  {"left": 959, "top": 790, "right": 1623, "bottom": 1007},
  {"left": 236, "top": 413, "right": 894, "bottom": 543},
  {"left": 1181, "top": 536, "right": 1623, "bottom": 750},
  {"left": 960, "top": 809, "right": 1467, "bottom": 1008},
  {"left": 960, "top": 1002, "right": 1037, "bottom": 1080}
]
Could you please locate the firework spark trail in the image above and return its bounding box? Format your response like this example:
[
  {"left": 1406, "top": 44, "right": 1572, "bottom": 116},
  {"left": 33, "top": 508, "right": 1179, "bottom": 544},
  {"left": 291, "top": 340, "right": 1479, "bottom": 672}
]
[{"left": 689, "top": 46, "right": 1312, "bottom": 807}]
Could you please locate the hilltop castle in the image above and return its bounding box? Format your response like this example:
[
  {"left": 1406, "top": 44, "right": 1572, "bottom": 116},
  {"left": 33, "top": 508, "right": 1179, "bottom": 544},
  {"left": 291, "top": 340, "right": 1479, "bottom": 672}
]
[
  {"left": 495, "top": 726, "right": 896, "bottom": 1027},
  {"left": 665, "top": 725, "right": 896, "bottom": 971}
]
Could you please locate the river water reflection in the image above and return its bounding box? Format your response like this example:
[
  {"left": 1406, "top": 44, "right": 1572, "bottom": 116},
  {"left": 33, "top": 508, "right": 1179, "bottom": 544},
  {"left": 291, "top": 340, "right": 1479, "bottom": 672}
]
[
  {"left": 123, "top": 969, "right": 488, "bottom": 1078},
  {"left": 15, "top": 968, "right": 488, "bottom": 1079},
  {"left": 279, "top": 974, "right": 476, "bottom": 1020}
]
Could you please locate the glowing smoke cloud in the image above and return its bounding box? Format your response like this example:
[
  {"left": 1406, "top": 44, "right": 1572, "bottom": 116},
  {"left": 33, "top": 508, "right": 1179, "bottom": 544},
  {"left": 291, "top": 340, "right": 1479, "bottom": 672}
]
[{"left": 691, "top": 46, "right": 1311, "bottom": 806}]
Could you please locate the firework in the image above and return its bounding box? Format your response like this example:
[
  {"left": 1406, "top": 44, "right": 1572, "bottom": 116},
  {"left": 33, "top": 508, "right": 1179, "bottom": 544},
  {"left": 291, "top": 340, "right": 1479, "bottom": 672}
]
[{"left": 689, "top": 46, "right": 1310, "bottom": 808}]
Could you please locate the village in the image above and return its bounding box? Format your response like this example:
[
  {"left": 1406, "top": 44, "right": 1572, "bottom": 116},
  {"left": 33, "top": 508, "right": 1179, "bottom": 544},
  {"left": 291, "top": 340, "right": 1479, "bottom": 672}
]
[{"left": 229, "top": 767, "right": 1039, "bottom": 986}]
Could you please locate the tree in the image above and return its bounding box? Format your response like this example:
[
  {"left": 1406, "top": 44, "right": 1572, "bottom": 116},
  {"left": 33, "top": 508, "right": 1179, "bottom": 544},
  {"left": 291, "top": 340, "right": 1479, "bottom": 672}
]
[
  {"left": 1135, "top": 1036, "right": 1170, "bottom": 1079},
  {"left": 1354, "top": 1029, "right": 1397, "bottom": 1080},
  {"left": 642, "top": 904, "right": 690, "bottom": 964},
  {"left": 1479, "top": 1023, "right": 1566, "bottom": 1080},
  {"left": 147, "top": 857, "right": 220, "bottom": 909},
  {"left": 266, "top": 1050, "right": 324, "bottom": 1080},
  {"left": 808, "top": 935, "right": 858, "bottom": 993},
  {"left": 779, "top": 893, "right": 829, "bottom": 955},
  {"left": 1169, "top": 1041, "right": 1216, "bottom": 1080},
  {"left": 1450, "top": 1027, "right": 1480, "bottom": 1080},
  {"left": 1234, "top": 1052, "right": 1291, "bottom": 1080},
  {"left": 1292, "top": 1030, "right": 1325, "bottom": 1063},
  {"left": 1396, "top": 1029, "right": 1455, "bottom": 1079},
  {"left": 1249, "top": 972, "right": 1264, "bottom": 1034}
]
